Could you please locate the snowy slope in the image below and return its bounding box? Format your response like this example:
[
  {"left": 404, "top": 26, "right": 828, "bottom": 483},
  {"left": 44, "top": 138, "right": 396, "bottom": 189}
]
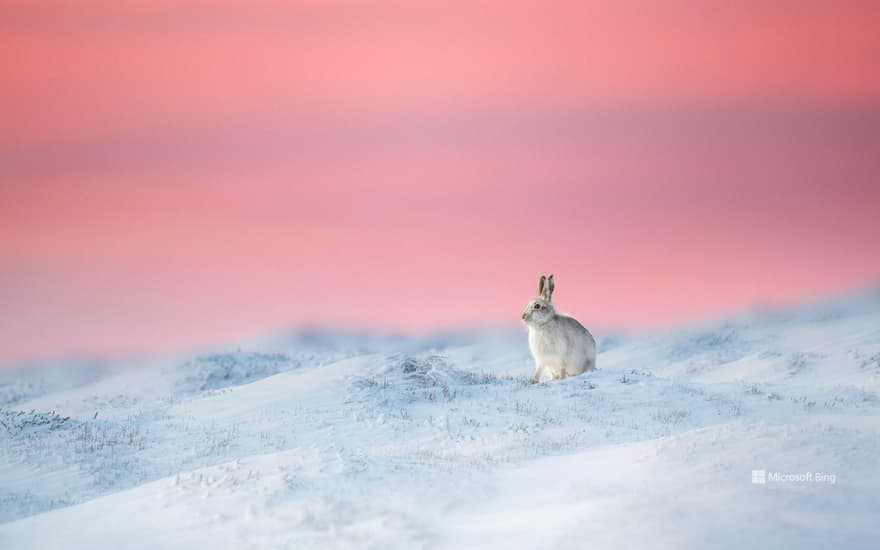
[{"left": 1, "top": 289, "right": 879, "bottom": 549}]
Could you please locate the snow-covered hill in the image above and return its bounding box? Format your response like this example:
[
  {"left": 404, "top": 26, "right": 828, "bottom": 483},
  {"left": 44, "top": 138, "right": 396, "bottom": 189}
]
[{"left": 2, "top": 290, "right": 880, "bottom": 549}]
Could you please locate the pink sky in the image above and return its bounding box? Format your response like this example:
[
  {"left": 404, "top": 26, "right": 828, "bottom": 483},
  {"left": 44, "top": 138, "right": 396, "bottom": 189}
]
[{"left": 2, "top": 1, "right": 880, "bottom": 365}]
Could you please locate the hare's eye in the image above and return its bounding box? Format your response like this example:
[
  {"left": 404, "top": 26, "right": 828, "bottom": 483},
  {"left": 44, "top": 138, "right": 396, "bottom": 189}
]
[{"left": 533, "top": 303, "right": 541, "bottom": 309}]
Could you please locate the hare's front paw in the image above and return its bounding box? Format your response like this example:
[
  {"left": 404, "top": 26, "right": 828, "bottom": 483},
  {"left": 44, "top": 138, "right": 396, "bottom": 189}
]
[{"left": 531, "top": 367, "right": 544, "bottom": 384}]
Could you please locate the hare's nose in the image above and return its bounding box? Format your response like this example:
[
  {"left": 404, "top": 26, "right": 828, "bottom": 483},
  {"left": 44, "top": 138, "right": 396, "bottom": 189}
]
[{"left": 521, "top": 312, "right": 527, "bottom": 320}]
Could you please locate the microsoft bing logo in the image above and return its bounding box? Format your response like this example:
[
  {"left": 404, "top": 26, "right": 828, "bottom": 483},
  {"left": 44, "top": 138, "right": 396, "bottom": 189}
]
[{"left": 750, "top": 469, "right": 836, "bottom": 485}]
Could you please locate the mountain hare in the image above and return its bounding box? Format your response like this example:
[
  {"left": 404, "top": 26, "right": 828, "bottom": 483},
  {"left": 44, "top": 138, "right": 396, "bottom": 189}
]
[{"left": 521, "top": 274, "right": 597, "bottom": 383}]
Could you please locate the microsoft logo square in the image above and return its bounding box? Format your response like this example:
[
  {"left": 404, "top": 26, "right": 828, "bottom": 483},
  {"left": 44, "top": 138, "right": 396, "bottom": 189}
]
[{"left": 752, "top": 470, "right": 766, "bottom": 484}]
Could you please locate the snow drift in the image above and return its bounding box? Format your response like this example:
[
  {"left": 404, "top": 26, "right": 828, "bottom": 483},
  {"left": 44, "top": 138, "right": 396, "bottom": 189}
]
[{"left": 1, "top": 289, "right": 879, "bottom": 549}]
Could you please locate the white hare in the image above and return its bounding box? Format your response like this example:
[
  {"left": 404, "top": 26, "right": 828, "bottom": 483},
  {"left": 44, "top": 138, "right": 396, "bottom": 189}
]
[{"left": 521, "top": 274, "right": 597, "bottom": 383}]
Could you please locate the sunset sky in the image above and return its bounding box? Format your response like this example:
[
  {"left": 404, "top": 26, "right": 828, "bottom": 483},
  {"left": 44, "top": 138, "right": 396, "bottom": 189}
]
[{"left": 2, "top": 1, "right": 879, "bottom": 365}]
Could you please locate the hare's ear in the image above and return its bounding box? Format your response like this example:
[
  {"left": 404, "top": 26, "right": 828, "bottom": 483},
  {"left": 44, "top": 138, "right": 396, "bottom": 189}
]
[
  {"left": 538, "top": 275, "right": 547, "bottom": 297},
  {"left": 546, "top": 274, "right": 555, "bottom": 301}
]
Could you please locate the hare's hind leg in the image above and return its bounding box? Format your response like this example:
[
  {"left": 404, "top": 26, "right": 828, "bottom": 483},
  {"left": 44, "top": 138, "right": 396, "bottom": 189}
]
[{"left": 552, "top": 367, "right": 568, "bottom": 380}]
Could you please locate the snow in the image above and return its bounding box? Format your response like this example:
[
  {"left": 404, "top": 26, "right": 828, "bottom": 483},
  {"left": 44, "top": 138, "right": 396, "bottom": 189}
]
[{"left": 2, "top": 289, "right": 880, "bottom": 549}]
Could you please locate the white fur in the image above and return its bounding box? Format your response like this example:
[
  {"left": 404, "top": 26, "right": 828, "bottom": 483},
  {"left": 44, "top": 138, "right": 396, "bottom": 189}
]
[{"left": 521, "top": 275, "right": 596, "bottom": 383}]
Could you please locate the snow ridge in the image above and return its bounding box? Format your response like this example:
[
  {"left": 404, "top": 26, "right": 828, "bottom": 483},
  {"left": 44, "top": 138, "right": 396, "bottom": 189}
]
[{"left": 1, "top": 290, "right": 879, "bottom": 549}]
